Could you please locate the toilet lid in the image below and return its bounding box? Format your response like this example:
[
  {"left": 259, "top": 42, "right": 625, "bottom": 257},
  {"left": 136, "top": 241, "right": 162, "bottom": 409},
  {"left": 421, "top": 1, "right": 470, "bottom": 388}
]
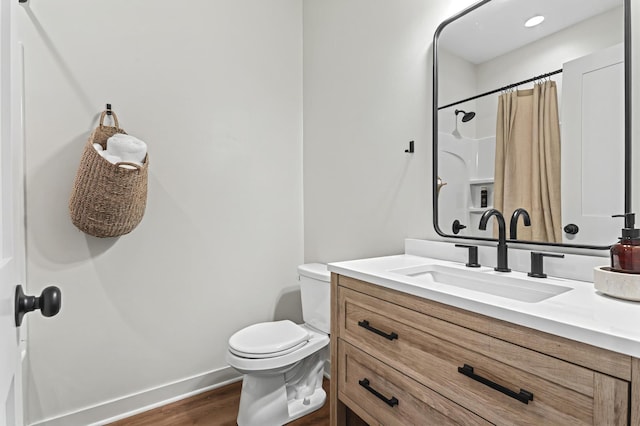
[{"left": 228, "top": 320, "right": 310, "bottom": 358}]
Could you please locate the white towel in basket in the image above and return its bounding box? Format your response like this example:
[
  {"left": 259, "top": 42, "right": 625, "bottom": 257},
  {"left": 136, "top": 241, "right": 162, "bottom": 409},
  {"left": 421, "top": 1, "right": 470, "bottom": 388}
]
[{"left": 106, "top": 133, "right": 147, "bottom": 164}]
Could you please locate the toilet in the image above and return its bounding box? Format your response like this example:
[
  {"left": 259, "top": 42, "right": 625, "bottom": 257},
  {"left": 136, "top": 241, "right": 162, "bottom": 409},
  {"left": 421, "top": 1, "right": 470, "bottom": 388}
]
[{"left": 227, "top": 263, "right": 331, "bottom": 426}]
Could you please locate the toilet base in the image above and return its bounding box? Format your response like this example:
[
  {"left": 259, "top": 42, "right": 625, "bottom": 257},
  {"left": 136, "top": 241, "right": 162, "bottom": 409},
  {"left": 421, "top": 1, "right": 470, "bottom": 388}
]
[
  {"left": 237, "top": 375, "right": 326, "bottom": 426},
  {"left": 287, "top": 386, "right": 326, "bottom": 423},
  {"left": 236, "top": 350, "right": 327, "bottom": 426}
]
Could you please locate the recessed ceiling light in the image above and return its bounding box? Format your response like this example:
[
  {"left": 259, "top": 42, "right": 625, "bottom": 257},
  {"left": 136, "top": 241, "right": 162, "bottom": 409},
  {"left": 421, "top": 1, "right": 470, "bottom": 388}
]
[{"left": 525, "top": 15, "right": 545, "bottom": 28}]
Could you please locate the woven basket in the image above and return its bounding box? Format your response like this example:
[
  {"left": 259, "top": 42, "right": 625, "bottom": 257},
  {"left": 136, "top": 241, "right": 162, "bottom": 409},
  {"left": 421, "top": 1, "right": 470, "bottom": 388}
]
[{"left": 69, "top": 111, "right": 149, "bottom": 237}]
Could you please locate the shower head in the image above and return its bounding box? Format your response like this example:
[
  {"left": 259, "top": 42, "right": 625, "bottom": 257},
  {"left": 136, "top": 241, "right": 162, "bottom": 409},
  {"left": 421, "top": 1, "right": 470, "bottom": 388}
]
[{"left": 455, "top": 109, "right": 476, "bottom": 122}]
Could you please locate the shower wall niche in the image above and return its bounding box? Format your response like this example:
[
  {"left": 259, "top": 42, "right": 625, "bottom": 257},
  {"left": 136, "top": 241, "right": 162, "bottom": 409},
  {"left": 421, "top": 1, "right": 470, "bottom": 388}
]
[{"left": 438, "top": 131, "right": 495, "bottom": 238}]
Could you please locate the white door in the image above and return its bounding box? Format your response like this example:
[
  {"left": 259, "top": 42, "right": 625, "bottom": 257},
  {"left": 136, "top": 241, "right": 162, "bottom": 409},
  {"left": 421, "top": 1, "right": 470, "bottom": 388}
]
[
  {"left": 1, "top": 0, "right": 26, "bottom": 424},
  {"left": 561, "top": 43, "right": 625, "bottom": 245}
]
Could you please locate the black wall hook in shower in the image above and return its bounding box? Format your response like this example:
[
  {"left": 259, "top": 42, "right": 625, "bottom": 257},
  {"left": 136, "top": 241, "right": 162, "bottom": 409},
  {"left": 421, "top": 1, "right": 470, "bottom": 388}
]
[
  {"left": 404, "top": 140, "right": 414, "bottom": 153},
  {"left": 106, "top": 103, "right": 113, "bottom": 115}
]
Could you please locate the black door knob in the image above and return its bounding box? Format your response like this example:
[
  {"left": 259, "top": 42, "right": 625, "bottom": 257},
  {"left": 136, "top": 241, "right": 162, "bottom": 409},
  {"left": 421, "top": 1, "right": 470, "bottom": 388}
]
[
  {"left": 563, "top": 224, "right": 579, "bottom": 235},
  {"left": 15, "top": 285, "right": 62, "bottom": 327}
]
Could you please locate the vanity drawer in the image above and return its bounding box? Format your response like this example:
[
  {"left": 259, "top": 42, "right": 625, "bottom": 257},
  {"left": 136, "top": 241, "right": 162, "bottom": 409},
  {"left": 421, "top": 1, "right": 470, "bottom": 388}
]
[
  {"left": 338, "top": 286, "right": 629, "bottom": 425},
  {"left": 338, "top": 339, "right": 491, "bottom": 426}
]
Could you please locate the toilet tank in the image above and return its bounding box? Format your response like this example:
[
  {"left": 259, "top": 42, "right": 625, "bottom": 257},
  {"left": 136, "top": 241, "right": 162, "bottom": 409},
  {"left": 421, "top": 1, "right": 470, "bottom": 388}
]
[{"left": 298, "top": 263, "right": 331, "bottom": 334}]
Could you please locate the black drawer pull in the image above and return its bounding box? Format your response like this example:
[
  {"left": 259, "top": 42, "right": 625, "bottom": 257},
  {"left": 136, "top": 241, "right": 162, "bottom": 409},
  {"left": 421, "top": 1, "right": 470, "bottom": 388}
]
[
  {"left": 358, "top": 378, "right": 399, "bottom": 407},
  {"left": 458, "top": 364, "right": 534, "bottom": 404},
  {"left": 358, "top": 320, "right": 398, "bottom": 341}
]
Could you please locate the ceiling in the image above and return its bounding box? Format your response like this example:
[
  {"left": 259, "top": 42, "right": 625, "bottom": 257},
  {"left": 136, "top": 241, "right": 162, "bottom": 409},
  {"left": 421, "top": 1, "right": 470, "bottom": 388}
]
[{"left": 438, "top": 0, "right": 623, "bottom": 64}]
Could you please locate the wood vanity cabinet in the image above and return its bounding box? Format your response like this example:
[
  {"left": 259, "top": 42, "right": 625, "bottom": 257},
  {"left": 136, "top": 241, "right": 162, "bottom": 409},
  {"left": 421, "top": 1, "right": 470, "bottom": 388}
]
[{"left": 330, "top": 273, "right": 640, "bottom": 426}]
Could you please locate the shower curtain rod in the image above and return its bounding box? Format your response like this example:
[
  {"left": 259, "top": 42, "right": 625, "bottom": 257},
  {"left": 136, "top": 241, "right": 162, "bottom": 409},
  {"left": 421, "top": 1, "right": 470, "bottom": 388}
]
[{"left": 438, "top": 68, "right": 563, "bottom": 110}]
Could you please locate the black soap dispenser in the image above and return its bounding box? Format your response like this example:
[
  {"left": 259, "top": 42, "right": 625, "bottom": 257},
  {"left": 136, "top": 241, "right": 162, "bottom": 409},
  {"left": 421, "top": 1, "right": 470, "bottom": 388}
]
[{"left": 611, "top": 213, "right": 640, "bottom": 273}]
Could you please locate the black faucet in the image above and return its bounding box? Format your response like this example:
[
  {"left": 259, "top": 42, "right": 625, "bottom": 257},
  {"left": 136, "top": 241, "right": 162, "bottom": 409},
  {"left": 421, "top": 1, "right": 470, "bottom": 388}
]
[
  {"left": 479, "top": 209, "right": 510, "bottom": 272},
  {"left": 455, "top": 244, "right": 481, "bottom": 267},
  {"left": 510, "top": 208, "right": 531, "bottom": 239}
]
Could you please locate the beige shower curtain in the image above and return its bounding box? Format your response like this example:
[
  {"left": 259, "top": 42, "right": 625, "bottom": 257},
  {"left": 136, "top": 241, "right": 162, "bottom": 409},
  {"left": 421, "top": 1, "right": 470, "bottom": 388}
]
[{"left": 494, "top": 80, "right": 562, "bottom": 243}]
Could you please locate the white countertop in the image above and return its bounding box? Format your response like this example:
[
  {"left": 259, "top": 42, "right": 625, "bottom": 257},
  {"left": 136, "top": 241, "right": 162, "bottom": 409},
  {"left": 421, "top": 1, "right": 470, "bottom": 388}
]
[{"left": 328, "top": 251, "right": 640, "bottom": 358}]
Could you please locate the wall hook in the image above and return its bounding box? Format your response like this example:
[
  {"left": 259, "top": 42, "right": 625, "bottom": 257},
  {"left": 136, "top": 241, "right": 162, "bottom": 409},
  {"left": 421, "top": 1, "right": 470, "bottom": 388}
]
[
  {"left": 404, "top": 140, "right": 414, "bottom": 153},
  {"left": 106, "top": 103, "right": 112, "bottom": 116}
]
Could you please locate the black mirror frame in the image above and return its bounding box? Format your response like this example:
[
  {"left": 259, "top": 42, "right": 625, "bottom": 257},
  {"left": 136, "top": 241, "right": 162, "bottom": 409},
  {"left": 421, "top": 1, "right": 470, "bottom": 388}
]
[{"left": 432, "top": 0, "right": 631, "bottom": 250}]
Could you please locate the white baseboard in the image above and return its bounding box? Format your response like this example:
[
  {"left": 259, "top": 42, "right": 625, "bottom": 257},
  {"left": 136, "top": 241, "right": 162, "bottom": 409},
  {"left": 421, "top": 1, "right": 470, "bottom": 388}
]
[{"left": 29, "top": 366, "right": 242, "bottom": 426}]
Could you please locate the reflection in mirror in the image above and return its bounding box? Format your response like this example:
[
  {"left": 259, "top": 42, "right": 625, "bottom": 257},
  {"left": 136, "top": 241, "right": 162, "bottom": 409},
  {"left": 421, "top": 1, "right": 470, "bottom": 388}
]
[{"left": 433, "top": 0, "right": 628, "bottom": 248}]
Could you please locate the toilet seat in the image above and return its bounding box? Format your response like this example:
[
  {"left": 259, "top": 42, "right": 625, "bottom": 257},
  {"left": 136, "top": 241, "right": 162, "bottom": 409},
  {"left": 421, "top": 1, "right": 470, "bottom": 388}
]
[
  {"left": 227, "top": 324, "right": 329, "bottom": 373},
  {"left": 228, "top": 320, "right": 310, "bottom": 359},
  {"left": 229, "top": 340, "right": 308, "bottom": 359}
]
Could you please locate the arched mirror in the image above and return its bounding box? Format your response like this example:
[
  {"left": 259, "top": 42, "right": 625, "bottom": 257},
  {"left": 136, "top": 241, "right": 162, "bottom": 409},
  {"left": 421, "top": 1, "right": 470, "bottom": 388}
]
[{"left": 433, "top": 0, "right": 630, "bottom": 249}]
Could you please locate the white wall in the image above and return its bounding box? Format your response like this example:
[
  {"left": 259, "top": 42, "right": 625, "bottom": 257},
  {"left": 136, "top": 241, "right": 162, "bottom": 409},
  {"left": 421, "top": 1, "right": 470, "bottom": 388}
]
[
  {"left": 437, "top": 49, "right": 477, "bottom": 108},
  {"left": 436, "top": 49, "right": 477, "bottom": 139},
  {"left": 302, "top": 0, "right": 478, "bottom": 263},
  {"left": 17, "top": 1, "right": 303, "bottom": 424}
]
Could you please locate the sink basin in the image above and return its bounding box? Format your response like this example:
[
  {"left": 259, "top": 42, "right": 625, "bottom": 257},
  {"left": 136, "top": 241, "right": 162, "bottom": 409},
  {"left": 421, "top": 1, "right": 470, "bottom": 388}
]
[{"left": 389, "top": 264, "right": 572, "bottom": 303}]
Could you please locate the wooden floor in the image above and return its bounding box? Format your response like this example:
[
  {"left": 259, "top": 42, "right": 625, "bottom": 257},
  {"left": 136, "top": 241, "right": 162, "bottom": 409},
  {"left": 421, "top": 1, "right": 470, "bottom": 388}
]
[{"left": 109, "top": 378, "right": 336, "bottom": 426}]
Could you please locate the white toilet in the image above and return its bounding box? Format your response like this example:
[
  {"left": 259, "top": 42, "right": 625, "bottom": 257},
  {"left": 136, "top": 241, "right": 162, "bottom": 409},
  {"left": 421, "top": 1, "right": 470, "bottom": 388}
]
[{"left": 227, "top": 263, "right": 331, "bottom": 426}]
